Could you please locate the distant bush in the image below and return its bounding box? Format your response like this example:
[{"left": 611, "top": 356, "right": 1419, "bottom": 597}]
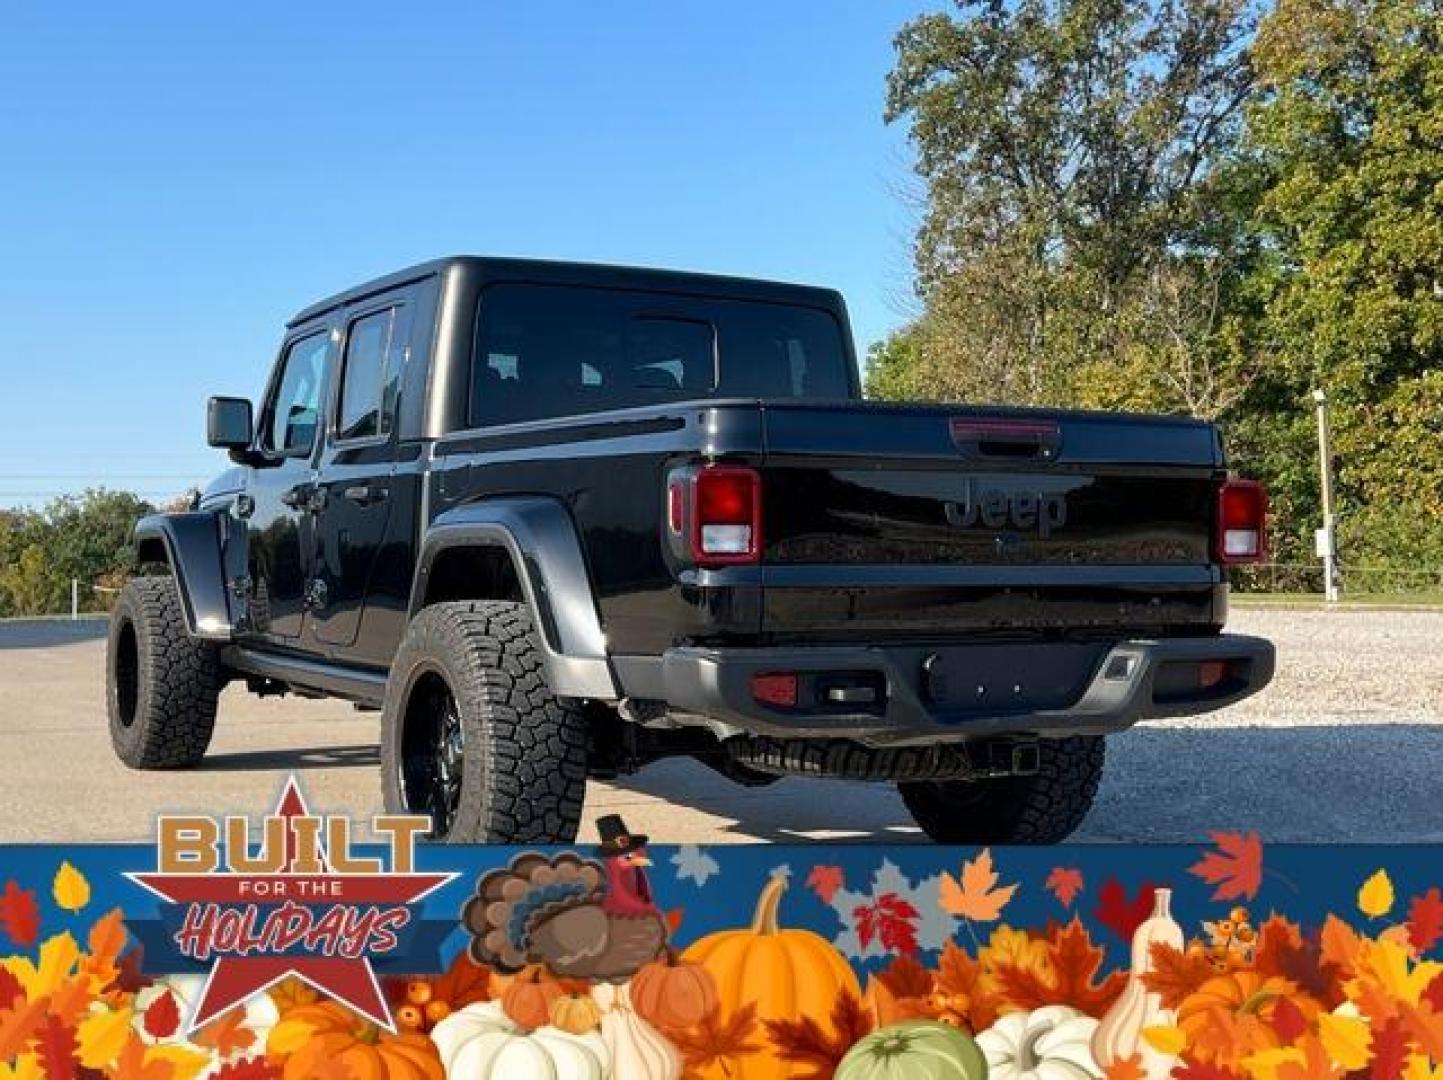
[{"left": 0, "top": 490, "right": 155, "bottom": 617}]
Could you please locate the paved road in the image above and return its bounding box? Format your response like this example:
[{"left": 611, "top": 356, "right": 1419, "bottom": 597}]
[{"left": 1, "top": 608, "right": 1439, "bottom": 843}]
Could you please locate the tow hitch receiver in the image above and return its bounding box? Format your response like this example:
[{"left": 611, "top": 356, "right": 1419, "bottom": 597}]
[{"left": 978, "top": 739, "right": 1040, "bottom": 778}]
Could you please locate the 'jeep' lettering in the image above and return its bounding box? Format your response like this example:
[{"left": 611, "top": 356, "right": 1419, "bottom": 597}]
[{"left": 944, "top": 480, "right": 1067, "bottom": 538}]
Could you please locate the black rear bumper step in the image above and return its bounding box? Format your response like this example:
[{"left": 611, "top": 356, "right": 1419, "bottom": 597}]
[{"left": 657, "top": 634, "right": 1275, "bottom": 748}]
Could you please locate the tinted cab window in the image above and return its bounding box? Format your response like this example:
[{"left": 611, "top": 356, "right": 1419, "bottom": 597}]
[
  {"left": 263, "top": 331, "right": 329, "bottom": 454},
  {"left": 337, "top": 305, "right": 410, "bottom": 443},
  {"left": 470, "top": 284, "right": 852, "bottom": 427}
]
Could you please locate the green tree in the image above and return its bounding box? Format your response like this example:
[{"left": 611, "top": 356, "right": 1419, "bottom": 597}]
[
  {"left": 1241, "top": 0, "right": 1443, "bottom": 572},
  {"left": 0, "top": 545, "right": 55, "bottom": 616},
  {"left": 884, "top": 0, "right": 1260, "bottom": 405},
  {"left": 0, "top": 489, "right": 153, "bottom": 616}
]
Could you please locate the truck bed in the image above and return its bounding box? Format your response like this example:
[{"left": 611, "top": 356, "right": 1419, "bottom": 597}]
[{"left": 431, "top": 397, "right": 1228, "bottom": 658}]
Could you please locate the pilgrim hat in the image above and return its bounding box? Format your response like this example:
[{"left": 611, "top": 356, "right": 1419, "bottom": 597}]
[{"left": 595, "top": 814, "right": 649, "bottom": 855}]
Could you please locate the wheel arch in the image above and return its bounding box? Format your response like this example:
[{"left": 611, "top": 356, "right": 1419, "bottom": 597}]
[
  {"left": 133, "top": 512, "right": 234, "bottom": 640},
  {"left": 409, "top": 497, "right": 617, "bottom": 700}
]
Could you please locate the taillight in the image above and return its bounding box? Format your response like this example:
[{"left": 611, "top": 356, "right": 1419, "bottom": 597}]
[
  {"left": 668, "top": 465, "right": 762, "bottom": 566},
  {"left": 1217, "top": 479, "right": 1267, "bottom": 564}
]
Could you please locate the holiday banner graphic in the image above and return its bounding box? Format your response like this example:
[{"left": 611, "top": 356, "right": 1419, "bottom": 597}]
[{"left": 1, "top": 782, "right": 1441, "bottom": 1079}]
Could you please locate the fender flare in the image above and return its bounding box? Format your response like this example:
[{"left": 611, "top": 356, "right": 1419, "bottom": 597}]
[
  {"left": 134, "top": 512, "right": 235, "bottom": 640},
  {"left": 410, "top": 496, "right": 618, "bottom": 700}
]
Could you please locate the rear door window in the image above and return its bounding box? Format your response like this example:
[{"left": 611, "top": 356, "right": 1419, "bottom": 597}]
[
  {"left": 336, "top": 305, "right": 410, "bottom": 443},
  {"left": 469, "top": 284, "right": 850, "bottom": 427}
]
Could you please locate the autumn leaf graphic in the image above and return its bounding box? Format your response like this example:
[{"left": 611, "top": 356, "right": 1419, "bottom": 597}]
[
  {"left": 990, "top": 916, "right": 1127, "bottom": 1017},
  {"left": 1269, "top": 996, "right": 1311, "bottom": 1043},
  {"left": 1174, "top": 1064, "right": 1249, "bottom": 1080},
  {"left": 141, "top": 990, "right": 182, "bottom": 1041},
  {"left": 0, "top": 966, "right": 21, "bottom": 1011},
  {"left": 1143, "top": 941, "right": 1218, "bottom": 1009},
  {"left": 1046, "top": 867, "right": 1085, "bottom": 908},
  {"left": 664, "top": 1001, "right": 763, "bottom": 1078},
  {"left": 52, "top": 862, "right": 91, "bottom": 914},
  {"left": 1407, "top": 889, "right": 1443, "bottom": 955},
  {"left": 1366, "top": 1016, "right": 1410, "bottom": 1080},
  {"left": 211, "top": 1058, "right": 285, "bottom": 1080},
  {"left": 766, "top": 992, "right": 874, "bottom": 1080},
  {"left": 33, "top": 1015, "right": 80, "bottom": 1080},
  {"left": 0, "top": 881, "right": 40, "bottom": 948},
  {"left": 807, "top": 865, "right": 846, "bottom": 906},
  {"left": 853, "top": 892, "right": 922, "bottom": 956},
  {"left": 874, "top": 953, "right": 934, "bottom": 1000},
  {"left": 1317, "top": 1010, "right": 1370, "bottom": 1070},
  {"left": 1095, "top": 878, "right": 1158, "bottom": 942},
  {"left": 1358, "top": 870, "right": 1396, "bottom": 920},
  {"left": 1104, "top": 1053, "right": 1148, "bottom": 1080},
  {"left": 939, "top": 848, "right": 1018, "bottom": 922},
  {"left": 1189, "top": 832, "right": 1264, "bottom": 902}
]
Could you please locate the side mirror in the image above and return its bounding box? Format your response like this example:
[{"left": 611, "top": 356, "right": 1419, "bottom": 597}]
[{"left": 207, "top": 396, "right": 254, "bottom": 455}]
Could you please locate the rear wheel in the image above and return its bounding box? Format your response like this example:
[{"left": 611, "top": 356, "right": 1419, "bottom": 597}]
[
  {"left": 106, "top": 576, "right": 224, "bottom": 768},
  {"left": 899, "top": 735, "right": 1104, "bottom": 844},
  {"left": 380, "top": 601, "right": 588, "bottom": 844}
]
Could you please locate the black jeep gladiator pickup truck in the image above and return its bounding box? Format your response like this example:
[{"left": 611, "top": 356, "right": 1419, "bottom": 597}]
[{"left": 106, "top": 256, "right": 1274, "bottom": 844}]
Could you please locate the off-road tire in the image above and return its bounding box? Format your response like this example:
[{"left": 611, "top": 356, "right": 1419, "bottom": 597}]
[
  {"left": 106, "top": 576, "right": 224, "bottom": 769},
  {"left": 898, "top": 735, "right": 1104, "bottom": 844},
  {"left": 380, "top": 601, "right": 588, "bottom": 844}
]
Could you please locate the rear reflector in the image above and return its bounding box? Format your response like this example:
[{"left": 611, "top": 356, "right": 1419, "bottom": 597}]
[
  {"left": 751, "top": 672, "right": 798, "bottom": 707},
  {"left": 1198, "top": 661, "right": 1229, "bottom": 689},
  {"left": 1217, "top": 479, "right": 1267, "bottom": 564},
  {"left": 667, "top": 481, "right": 685, "bottom": 534}
]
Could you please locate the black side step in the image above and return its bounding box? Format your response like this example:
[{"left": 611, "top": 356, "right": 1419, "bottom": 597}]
[{"left": 221, "top": 646, "right": 387, "bottom": 708}]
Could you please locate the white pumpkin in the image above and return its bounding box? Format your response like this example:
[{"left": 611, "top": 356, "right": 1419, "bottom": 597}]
[
  {"left": 977, "top": 1005, "right": 1104, "bottom": 1080},
  {"left": 430, "top": 1001, "right": 610, "bottom": 1080},
  {"left": 591, "top": 983, "right": 681, "bottom": 1080}
]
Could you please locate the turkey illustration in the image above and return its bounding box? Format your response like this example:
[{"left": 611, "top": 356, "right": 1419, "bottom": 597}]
[{"left": 462, "top": 815, "right": 668, "bottom": 983}]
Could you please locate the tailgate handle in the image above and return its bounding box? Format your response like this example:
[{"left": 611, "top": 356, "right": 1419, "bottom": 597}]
[{"left": 950, "top": 417, "right": 1061, "bottom": 460}]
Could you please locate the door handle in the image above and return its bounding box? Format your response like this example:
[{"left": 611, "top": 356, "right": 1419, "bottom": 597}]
[
  {"left": 342, "top": 483, "right": 388, "bottom": 506},
  {"left": 280, "top": 484, "right": 329, "bottom": 512}
]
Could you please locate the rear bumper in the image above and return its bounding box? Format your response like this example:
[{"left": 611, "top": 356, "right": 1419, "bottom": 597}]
[{"left": 656, "top": 634, "right": 1274, "bottom": 748}]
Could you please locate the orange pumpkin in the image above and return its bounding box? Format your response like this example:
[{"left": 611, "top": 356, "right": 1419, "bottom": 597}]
[
  {"left": 1176, "top": 973, "right": 1318, "bottom": 1069},
  {"left": 550, "top": 991, "right": 604, "bottom": 1035},
  {"left": 630, "top": 951, "right": 719, "bottom": 1029},
  {"left": 682, "top": 869, "right": 863, "bottom": 1079},
  {"left": 267, "top": 1001, "right": 443, "bottom": 1080},
  {"left": 501, "top": 966, "right": 566, "bottom": 1030},
  {"left": 1178, "top": 972, "right": 1309, "bottom": 1031}
]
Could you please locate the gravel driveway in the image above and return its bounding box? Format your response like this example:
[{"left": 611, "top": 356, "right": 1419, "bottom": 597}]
[{"left": 0, "top": 605, "right": 1438, "bottom": 843}]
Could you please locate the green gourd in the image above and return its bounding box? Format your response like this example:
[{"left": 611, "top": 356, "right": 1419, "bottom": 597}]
[{"left": 836, "top": 1020, "right": 989, "bottom": 1080}]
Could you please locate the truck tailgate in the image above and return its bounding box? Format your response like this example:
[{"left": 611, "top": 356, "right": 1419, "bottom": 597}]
[{"left": 756, "top": 402, "right": 1225, "bottom": 640}]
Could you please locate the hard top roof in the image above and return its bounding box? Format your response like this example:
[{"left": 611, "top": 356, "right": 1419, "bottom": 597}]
[{"left": 287, "top": 255, "right": 844, "bottom": 327}]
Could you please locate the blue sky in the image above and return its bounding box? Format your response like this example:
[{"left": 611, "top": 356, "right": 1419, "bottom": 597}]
[{"left": 0, "top": 2, "right": 930, "bottom": 507}]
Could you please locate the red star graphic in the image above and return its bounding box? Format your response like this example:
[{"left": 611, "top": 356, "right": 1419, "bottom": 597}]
[{"left": 128, "top": 776, "right": 454, "bottom": 1032}]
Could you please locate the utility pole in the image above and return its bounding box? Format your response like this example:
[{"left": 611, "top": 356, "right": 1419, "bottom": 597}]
[{"left": 1313, "top": 389, "right": 1340, "bottom": 603}]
